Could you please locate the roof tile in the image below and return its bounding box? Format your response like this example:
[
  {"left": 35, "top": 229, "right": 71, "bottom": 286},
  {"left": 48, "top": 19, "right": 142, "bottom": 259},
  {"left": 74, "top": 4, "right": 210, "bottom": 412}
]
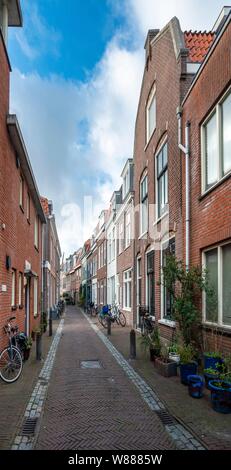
[{"left": 184, "top": 31, "right": 215, "bottom": 63}]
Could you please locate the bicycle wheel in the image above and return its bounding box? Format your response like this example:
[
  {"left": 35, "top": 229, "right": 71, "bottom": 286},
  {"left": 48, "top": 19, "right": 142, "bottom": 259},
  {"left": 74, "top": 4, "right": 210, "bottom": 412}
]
[
  {"left": 119, "top": 311, "right": 126, "bottom": 327},
  {"left": 0, "top": 346, "right": 23, "bottom": 383},
  {"left": 101, "top": 315, "right": 109, "bottom": 329}
]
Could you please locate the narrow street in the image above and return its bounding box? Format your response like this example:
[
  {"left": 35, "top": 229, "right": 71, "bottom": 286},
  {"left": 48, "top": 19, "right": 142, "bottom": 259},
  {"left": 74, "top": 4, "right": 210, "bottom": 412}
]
[{"left": 34, "top": 307, "right": 175, "bottom": 450}]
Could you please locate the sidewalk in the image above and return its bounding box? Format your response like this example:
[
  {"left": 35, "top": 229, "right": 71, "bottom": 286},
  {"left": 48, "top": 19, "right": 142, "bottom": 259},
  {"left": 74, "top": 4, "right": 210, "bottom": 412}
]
[
  {"left": 0, "top": 319, "right": 60, "bottom": 450},
  {"left": 98, "top": 321, "right": 231, "bottom": 450}
]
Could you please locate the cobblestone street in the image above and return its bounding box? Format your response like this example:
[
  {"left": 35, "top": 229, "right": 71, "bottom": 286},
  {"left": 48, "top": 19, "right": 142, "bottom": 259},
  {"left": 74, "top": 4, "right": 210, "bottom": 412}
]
[{"left": 34, "top": 306, "right": 178, "bottom": 450}]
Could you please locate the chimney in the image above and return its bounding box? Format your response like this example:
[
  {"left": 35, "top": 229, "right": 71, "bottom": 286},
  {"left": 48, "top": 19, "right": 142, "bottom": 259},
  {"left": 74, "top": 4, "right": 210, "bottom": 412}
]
[
  {"left": 48, "top": 200, "right": 53, "bottom": 216},
  {"left": 212, "top": 6, "right": 231, "bottom": 34},
  {"left": 0, "top": 0, "right": 23, "bottom": 47}
]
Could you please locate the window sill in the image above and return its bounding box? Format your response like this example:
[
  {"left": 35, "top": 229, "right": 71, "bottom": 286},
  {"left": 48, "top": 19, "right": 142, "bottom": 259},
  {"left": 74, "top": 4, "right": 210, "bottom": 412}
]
[
  {"left": 202, "top": 322, "right": 231, "bottom": 336},
  {"left": 123, "top": 307, "right": 132, "bottom": 312},
  {"left": 138, "top": 231, "right": 148, "bottom": 240},
  {"left": 158, "top": 319, "right": 176, "bottom": 328},
  {"left": 200, "top": 171, "right": 231, "bottom": 201}
]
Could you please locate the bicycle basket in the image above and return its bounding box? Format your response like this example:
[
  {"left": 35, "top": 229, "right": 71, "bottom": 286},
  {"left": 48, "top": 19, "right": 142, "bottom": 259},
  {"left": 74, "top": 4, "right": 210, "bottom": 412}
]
[{"left": 102, "top": 305, "right": 109, "bottom": 314}]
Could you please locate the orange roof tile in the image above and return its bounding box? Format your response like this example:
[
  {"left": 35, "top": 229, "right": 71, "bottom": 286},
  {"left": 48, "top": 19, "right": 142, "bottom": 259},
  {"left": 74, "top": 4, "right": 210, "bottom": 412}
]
[
  {"left": 184, "top": 31, "right": 215, "bottom": 63},
  {"left": 40, "top": 196, "right": 49, "bottom": 216}
]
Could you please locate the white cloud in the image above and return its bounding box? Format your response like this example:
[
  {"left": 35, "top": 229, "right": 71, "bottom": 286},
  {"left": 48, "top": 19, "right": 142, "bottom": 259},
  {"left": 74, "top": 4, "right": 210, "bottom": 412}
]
[{"left": 10, "top": 0, "right": 225, "bottom": 256}]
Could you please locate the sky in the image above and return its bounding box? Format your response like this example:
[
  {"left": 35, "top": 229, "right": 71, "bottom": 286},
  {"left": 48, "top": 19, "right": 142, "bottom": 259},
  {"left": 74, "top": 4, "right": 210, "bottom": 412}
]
[{"left": 8, "top": 0, "right": 228, "bottom": 257}]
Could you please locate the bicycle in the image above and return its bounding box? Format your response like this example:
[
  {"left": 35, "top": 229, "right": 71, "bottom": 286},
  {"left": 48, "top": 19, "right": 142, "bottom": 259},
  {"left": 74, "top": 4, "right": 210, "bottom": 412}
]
[
  {"left": 110, "top": 303, "right": 126, "bottom": 327},
  {"left": 91, "top": 303, "right": 98, "bottom": 317},
  {"left": 0, "top": 317, "right": 23, "bottom": 383}
]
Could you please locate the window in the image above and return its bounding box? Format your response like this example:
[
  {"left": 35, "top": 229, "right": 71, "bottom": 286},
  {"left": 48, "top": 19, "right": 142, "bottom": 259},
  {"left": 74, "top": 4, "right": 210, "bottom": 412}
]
[
  {"left": 112, "top": 228, "right": 115, "bottom": 261},
  {"left": 34, "top": 277, "right": 38, "bottom": 316},
  {"left": 156, "top": 142, "right": 168, "bottom": 218},
  {"left": 103, "top": 240, "right": 106, "bottom": 266},
  {"left": 146, "top": 87, "right": 156, "bottom": 142},
  {"left": 18, "top": 272, "right": 22, "bottom": 306},
  {"left": 11, "top": 270, "right": 16, "bottom": 307},
  {"left": 108, "top": 233, "right": 112, "bottom": 263},
  {"left": 34, "top": 215, "right": 39, "bottom": 248},
  {"left": 123, "top": 270, "right": 132, "bottom": 310},
  {"left": 118, "top": 221, "right": 124, "bottom": 254},
  {"left": 146, "top": 251, "right": 155, "bottom": 316},
  {"left": 26, "top": 193, "right": 30, "bottom": 221},
  {"left": 140, "top": 174, "right": 148, "bottom": 235},
  {"left": 125, "top": 211, "right": 131, "bottom": 248},
  {"left": 122, "top": 170, "right": 129, "bottom": 199},
  {"left": 161, "top": 238, "right": 175, "bottom": 321},
  {"left": 202, "top": 88, "right": 231, "bottom": 191},
  {"left": 137, "top": 258, "right": 142, "bottom": 307},
  {"left": 204, "top": 243, "right": 231, "bottom": 326},
  {"left": 19, "top": 176, "right": 24, "bottom": 208}
]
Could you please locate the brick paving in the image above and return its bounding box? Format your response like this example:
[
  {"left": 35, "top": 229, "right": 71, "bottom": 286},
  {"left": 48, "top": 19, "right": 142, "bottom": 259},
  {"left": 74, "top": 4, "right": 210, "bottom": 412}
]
[
  {"left": 103, "top": 322, "right": 231, "bottom": 450},
  {"left": 0, "top": 319, "right": 59, "bottom": 450},
  {"left": 35, "top": 306, "right": 177, "bottom": 450}
]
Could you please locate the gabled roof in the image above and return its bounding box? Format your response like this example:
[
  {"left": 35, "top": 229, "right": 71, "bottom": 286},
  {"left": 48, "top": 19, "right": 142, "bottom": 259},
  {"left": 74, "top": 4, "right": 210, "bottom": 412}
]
[{"left": 184, "top": 31, "right": 215, "bottom": 63}]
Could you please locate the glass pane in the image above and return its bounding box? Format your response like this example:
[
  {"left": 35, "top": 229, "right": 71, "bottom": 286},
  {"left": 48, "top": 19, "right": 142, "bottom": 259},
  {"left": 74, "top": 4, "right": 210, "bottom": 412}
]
[
  {"left": 222, "top": 92, "right": 231, "bottom": 175},
  {"left": 157, "top": 152, "right": 162, "bottom": 176},
  {"left": 205, "top": 113, "right": 218, "bottom": 188},
  {"left": 222, "top": 244, "right": 231, "bottom": 325},
  {"left": 163, "top": 143, "right": 168, "bottom": 167},
  {"left": 148, "top": 95, "right": 156, "bottom": 139},
  {"left": 205, "top": 249, "right": 218, "bottom": 322}
]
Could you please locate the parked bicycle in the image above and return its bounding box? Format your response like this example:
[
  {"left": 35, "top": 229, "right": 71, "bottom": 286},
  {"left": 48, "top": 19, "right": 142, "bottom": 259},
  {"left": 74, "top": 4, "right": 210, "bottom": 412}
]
[
  {"left": 0, "top": 317, "right": 23, "bottom": 383},
  {"left": 98, "top": 303, "right": 126, "bottom": 328},
  {"left": 91, "top": 303, "right": 98, "bottom": 317}
]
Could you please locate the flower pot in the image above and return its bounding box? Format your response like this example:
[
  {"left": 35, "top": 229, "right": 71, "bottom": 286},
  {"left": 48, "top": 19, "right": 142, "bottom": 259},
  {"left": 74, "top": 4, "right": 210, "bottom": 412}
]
[
  {"left": 180, "top": 362, "right": 198, "bottom": 385},
  {"left": 209, "top": 380, "right": 231, "bottom": 414},
  {"left": 155, "top": 357, "right": 177, "bottom": 377},
  {"left": 204, "top": 355, "right": 223, "bottom": 371},
  {"left": 169, "top": 353, "right": 180, "bottom": 363},
  {"left": 188, "top": 375, "right": 204, "bottom": 398},
  {"left": 204, "top": 371, "right": 220, "bottom": 390}
]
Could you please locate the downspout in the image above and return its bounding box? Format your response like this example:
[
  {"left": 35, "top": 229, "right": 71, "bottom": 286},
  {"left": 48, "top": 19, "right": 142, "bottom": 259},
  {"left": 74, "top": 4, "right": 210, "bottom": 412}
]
[{"left": 177, "top": 106, "right": 190, "bottom": 271}]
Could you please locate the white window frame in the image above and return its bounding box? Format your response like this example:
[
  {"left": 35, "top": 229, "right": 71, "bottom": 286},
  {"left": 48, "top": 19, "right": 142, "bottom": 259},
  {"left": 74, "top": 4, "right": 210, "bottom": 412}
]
[
  {"left": 123, "top": 269, "right": 132, "bottom": 311},
  {"left": 155, "top": 140, "right": 168, "bottom": 221},
  {"left": 26, "top": 192, "right": 30, "bottom": 221},
  {"left": 18, "top": 272, "right": 22, "bottom": 306},
  {"left": 202, "top": 241, "right": 231, "bottom": 329},
  {"left": 34, "top": 215, "right": 39, "bottom": 249},
  {"left": 201, "top": 86, "right": 231, "bottom": 194},
  {"left": 11, "top": 270, "right": 16, "bottom": 307},
  {"left": 125, "top": 211, "right": 131, "bottom": 249},
  {"left": 19, "top": 176, "right": 23, "bottom": 208},
  {"left": 146, "top": 85, "right": 156, "bottom": 144},
  {"left": 122, "top": 170, "right": 129, "bottom": 199},
  {"left": 158, "top": 237, "right": 176, "bottom": 328},
  {"left": 118, "top": 220, "right": 124, "bottom": 254},
  {"left": 140, "top": 172, "right": 148, "bottom": 237},
  {"left": 34, "top": 277, "right": 38, "bottom": 317}
]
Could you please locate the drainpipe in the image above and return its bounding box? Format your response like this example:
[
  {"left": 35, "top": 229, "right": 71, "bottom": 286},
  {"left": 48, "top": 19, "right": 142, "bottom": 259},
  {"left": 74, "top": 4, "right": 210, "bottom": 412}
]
[{"left": 177, "top": 107, "right": 190, "bottom": 271}]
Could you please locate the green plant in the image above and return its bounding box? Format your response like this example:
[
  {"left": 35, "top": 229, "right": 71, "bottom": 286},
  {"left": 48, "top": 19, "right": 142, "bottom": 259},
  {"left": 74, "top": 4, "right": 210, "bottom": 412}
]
[
  {"left": 25, "top": 336, "right": 32, "bottom": 350},
  {"left": 178, "top": 344, "right": 196, "bottom": 364},
  {"left": 139, "top": 328, "right": 161, "bottom": 353},
  {"left": 160, "top": 254, "right": 216, "bottom": 346},
  {"left": 168, "top": 343, "right": 179, "bottom": 354},
  {"left": 159, "top": 344, "right": 170, "bottom": 363},
  {"left": 204, "top": 367, "right": 220, "bottom": 375},
  {"left": 219, "top": 355, "right": 231, "bottom": 383},
  {"left": 204, "top": 351, "right": 222, "bottom": 359}
]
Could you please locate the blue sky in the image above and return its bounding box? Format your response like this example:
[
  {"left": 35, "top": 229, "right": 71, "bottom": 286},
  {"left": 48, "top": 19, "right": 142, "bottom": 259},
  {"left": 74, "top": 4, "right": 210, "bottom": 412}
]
[{"left": 7, "top": 0, "right": 228, "bottom": 256}]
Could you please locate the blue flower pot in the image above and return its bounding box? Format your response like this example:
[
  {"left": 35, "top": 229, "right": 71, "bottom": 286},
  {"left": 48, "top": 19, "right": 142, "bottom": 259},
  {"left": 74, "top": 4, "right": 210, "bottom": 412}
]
[
  {"left": 180, "top": 362, "right": 198, "bottom": 385},
  {"left": 188, "top": 375, "right": 204, "bottom": 398},
  {"left": 209, "top": 380, "right": 231, "bottom": 414},
  {"left": 204, "top": 355, "right": 223, "bottom": 371}
]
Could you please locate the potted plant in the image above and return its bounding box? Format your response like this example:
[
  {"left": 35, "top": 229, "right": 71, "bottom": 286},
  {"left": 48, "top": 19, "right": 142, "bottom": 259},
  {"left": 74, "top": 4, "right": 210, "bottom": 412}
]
[
  {"left": 203, "top": 351, "right": 223, "bottom": 371},
  {"left": 23, "top": 335, "right": 32, "bottom": 361},
  {"left": 204, "top": 367, "right": 220, "bottom": 389},
  {"left": 139, "top": 328, "right": 161, "bottom": 361},
  {"left": 209, "top": 379, "right": 231, "bottom": 414},
  {"left": 178, "top": 344, "right": 198, "bottom": 385},
  {"left": 155, "top": 345, "right": 178, "bottom": 377},
  {"left": 168, "top": 343, "right": 180, "bottom": 363}
]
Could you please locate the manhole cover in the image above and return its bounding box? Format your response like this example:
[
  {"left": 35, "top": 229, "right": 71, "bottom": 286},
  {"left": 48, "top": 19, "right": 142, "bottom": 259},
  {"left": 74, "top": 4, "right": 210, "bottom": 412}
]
[
  {"left": 155, "top": 410, "right": 176, "bottom": 426},
  {"left": 80, "top": 360, "right": 101, "bottom": 369}
]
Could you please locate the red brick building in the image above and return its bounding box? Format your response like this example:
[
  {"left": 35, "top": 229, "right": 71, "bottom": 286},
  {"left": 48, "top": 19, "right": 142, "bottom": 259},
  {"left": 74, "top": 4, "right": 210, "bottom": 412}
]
[
  {"left": 0, "top": 1, "right": 46, "bottom": 348},
  {"left": 96, "top": 210, "right": 107, "bottom": 308},
  {"left": 133, "top": 17, "right": 214, "bottom": 340},
  {"left": 116, "top": 159, "right": 134, "bottom": 326},
  {"left": 181, "top": 8, "right": 231, "bottom": 352}
]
